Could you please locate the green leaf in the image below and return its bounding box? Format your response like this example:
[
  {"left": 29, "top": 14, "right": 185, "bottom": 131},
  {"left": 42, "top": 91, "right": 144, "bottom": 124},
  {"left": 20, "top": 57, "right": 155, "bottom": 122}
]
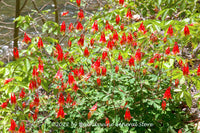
[
  {"left": 184, "top": 91, "right": 192, "bottom": 108},
  {"left": 0, "top": 61, "right": 4, "bottom": 67},
  {"left": 25, "top": 58, "right": 31, "bottom": 72},
  {"left": 120, "top": 126, "right": 129, "bottom": 133},
  {"left": 162, "top": 9, "right": 169, "bottom": 21},
  {"left": 41, "top": 79, "right": 49, "bottom": 92},
  {"left": 180, "top": 76, "right": 185, "bottom": 85},
  {"left": 194, "top": 93, "right": 200, "bottom": 98}
]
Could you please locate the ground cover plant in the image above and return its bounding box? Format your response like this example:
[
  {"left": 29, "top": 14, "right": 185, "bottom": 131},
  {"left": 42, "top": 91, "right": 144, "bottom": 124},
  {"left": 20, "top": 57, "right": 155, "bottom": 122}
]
[{"left": 0, "top": 0, "right": 200, "bottom": 132}]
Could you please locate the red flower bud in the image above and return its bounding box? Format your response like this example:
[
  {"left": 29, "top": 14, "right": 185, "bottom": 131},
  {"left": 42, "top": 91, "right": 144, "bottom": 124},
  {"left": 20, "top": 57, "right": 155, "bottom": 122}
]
[
  {"left": 115, "top": 65, "right": 119, "bottom": 73},
  {"left": 13, "top": 47, "right": 19, "bottom": 59},
  {"left": 116, "top": 15, "right": 120, "bottom": 24},
  {"left": 97, "top": 78, "right": 101, "bottom": 86},
  {"left": 161, "top": 100, "right": 166, "bottom": 110}
]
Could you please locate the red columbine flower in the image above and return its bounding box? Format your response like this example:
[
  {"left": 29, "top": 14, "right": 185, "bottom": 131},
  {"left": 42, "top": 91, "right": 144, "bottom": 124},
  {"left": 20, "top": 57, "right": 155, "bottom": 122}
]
[
  {"left": 84, "top": 47, "right": 90, "bottom": 57},
  {"left": 38, "top": 37, "right": 43, "bottom": 49},
  {"left": 68, "top": 23, "right": 74, "bottom": 32},
  {"left": 57, "top": 106, "right": 66, "bottom": 119},
  {"left": 107, "top": 40, "right": 114, "bottom": 50},
  {"left": 172, "top": 42, "right": 179, "bottom": 55},
  {"left": 119, "top": 0, "right": 124, "bottom": 5},
  {"left": 37, "top": 76, "right": 41, "bottom": 85},
  {"left": 88, "top": 111, "right": 92, "bottom": 119},
  {"left": 4, "top": 78, "right": 14, "bottom": 85},
  {"left": 126, "top": 8, "right": 132, "bottom": 19},
  {"left": 161, "top": 100, "right": 166, "bottom": 111},
  {"left": 148, "top": 57, "right": 155, "bottom": 63},
  {"left": 9, "top": 119, "right": 17, "bottom": 132},
  {"left": 100, "top": 32, "right": 106, "bottom": 43},
  {"left": 29, "top": 102, "right": 34, "bottom": 110},
  {"left": 22, "top": 33, "right": 31, "bottom": 44},
  {"left": 102, "top": 66, "right": 107, "bottom": 76},
  {"left": 1, "top": 102, "right": 8, "bottom": 109},
  {"left": 55, "top": 68, "right": 63, "bottom": 80},
  {"left": 33, "top": 94, "right": 40, "bottom": 106},
  {"left": 184, "top": 25, "right": 190, "bottom": 36},
  {"left": 182, "top": 63, "right": 189, "bottom": 76},
  {"left": 105, "top": 117, "right": 110, "bottom": 127},
  {"left": 18, "top": 122, "right": 25, "bottom": 133},
  {"left": 124, "top": 108, "right": 132, "bottom": 122},
  {"left": 163, "top": 87, "right": 172, "bottom": 100},
  {"left": 115, "top": 65, "right": 119, "bottom": 73},
  {"left": 60, "top": 21, "right": 66, "bottom": 34},
  {"left": 56, "top": 44, "right": 63, "bottom": 61},
  {"left": 67, "top": 40, "right": 72, "bottom": 47},
  {"left": 154, "top": 53, "right": 161, "bottom": 61},
  {"left": 22, "top": 102, "right": 26, "bottom": 108},
  {"left": 37, "top": 77, "right": 41, "bottom": 86},
  {"left": 97, "top": 78, "right": 101, "bottom": 86},
  {"left": 167, "top": 25, "right": 173, "bottom": 36},
  {"left": 120, "top": 33, "right": 126, "bottom": 45},
  {"left": 32, "top": 66, "right": 38, "bottom": 77},
  {"left": 35, "top": 108, "right": 39, "bottom": 114},
  {"left": 90, "top": 38, "right": 94, "bottom": 46},
  {"left": 150, "top": 33, "right": 158, "bottom": 42},
  {"left": 58, "top": 93, "right": 65, "bottom": 106},
  {"left": 93, "top": 58, "right": 101, "bottom": 68},
  {"left": 79, "top": 65, "right": 84, "bottom": 77},
  {"left": 129, "top": 56, "right": 135, "bottom": 67},
  {"left": 90, "top": 102, "right": 98, "bottom": 112},
  {"left": 67, "top": 73, "right": 75, "bottom": 86},
  {"left": 38, "top": 61, "right": 44, "bottom": 73},
  {"left": 116, "top": 15, "right": 120, "bottom": 24},
  {"left": 179, "top": 59, "right": 183, "bottom": 68},
  {"left": 76, "top": 0, "right": 81, "bottom": 7},
  {"left": 33, "top": 113, "right": 37, "bottom": 121},
  {"left": 76, "top": 21, "right": 83, "bottom": 30},
  {"left": 118, "top": 53, "right": 123, "bottom": 61},
  {"left": 178, "top": 129, "right": 182, "bottom": 133},
  {"left": 102, "top": 51, "right": 107, "bottom": 61},
  {"left": 62, "top": 11, "right": 69, "bottom": 16},
  {"left": 165, "top": 47, "right": 170, "bottom": 55},
  {"left": 138, "top": 22, "right": 147, "bottom": 34},
  {"left": 197, "top": 64, "right": 200, "bottom": 76},
  {"left": 113, "top": 30, "right": 119, "bottom": 42},
  {"left": 110, "top": 25, "right": 114, "bottom": 32},
  {"left": 175, "top": 79, "right": 179, "bottom": 87},
  {"left": 95, "top": 67, "right": 101, "bottom": 76},
  {"left": 105, "top": 20, "right": 110, "bottom": 31},
  {"left": 92, "top": 20, "right": 98, "bottom": 33},
  {"left": 78, "top": 9, "right": 84, "bottom": 21},
  {"left": 11, "top": 93, "right": 16, "bottom": 105},
  {"left": 121, "top": 23, "right": 124, "bottom": 30},
  {"left": 135, "top": 49, "right": 142, "bottom": 62},
  {"left": 73, "top": 84, "right": 79, "bottom": 92},
  {"left": 66, "top": 93, "right": 73, "bottom": 104},
  {"left": 127, "top": 32, "right": 133, "bottom": 44},
  {"left": 132, "top": 41, "right": 137, "bottom": 47},
  {"left": 20, "top": 88, "right": 26, "bottom": 99},
  {"left": 13, "top": 47, "right": 19, "bottom": 59},
  {"left": 78, "top": 34, "right": 84, "bottom": 46},
  {"left": 133, "top": 32, "right": 137, "bottom": 38}
]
